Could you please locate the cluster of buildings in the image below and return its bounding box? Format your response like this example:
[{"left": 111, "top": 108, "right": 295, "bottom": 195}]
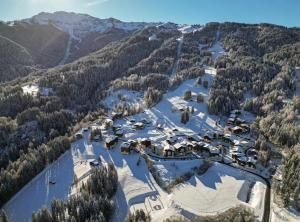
[
  {"left": 75, "top": 108, "right": 259, "bottom": 168},
  {"left": 226, "top": 110, "right": 250, "bottom": 135}
]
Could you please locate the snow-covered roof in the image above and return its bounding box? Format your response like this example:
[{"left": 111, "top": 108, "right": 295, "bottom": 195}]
[
  {"left": 134, "top": 122, "right": 144, "bottom": 127},
  {"left": 163, "top": 142, "right": 174, "bottom": 152},
  {"left": 173, "top": 143, "right": 186, "bottom": 150},
  {"left": 105, "top": 136, "right": 117, "bottom": 143},
  {"left": 232, "top": 126, "right": 243, "bottom": 131},
  {"left": 232, "top": 146, "right": 244, "bottom": 153},
  {"left": 89, "top": 159, "right": 100, "bottom": 166},
  {"left": 121, "top": 142, "right": 131, "bottom": 149},
  {"left": 234, "top": 139, "right": 251, "bottom": 147},
  {"left": 208, "top": 146, "right": 220, "bottom": 154}
]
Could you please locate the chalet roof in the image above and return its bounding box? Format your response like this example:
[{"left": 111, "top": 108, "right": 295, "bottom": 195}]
[
  {"left": 167, "top": 135, "right": 177, "bottom": 143},
  {"left": 173, "top": 143, "right": 186, "bottom": 150},
  {"left": 121, "top": 142, "right": 131, "bottom": 149},
  {"left": 134, "top": 122, "right": 144, "bottom": 127},
  {"left": 208, "top": 145, "right": 220, "bottom": 154},
  {"left": 228, "top": 117, "right": 235, "bottom": 122},
  {"left": 89, "top": 159, "right": 100, "bottom": 166},
  {"left": 232, "top": 126, "right": 243, "bottom": 131},
  {"left": 234, "top": 139, "right": 250, "bottom": 147},
  {"left": 112, "top": 111, "right": 123, "bottom": 116},
  {"left": 232, "top": 146, "right": 244, "bottom": 152},
  {"left": 105, "top": 118, "right": 113, "bottom": 123},
  {"left": 141, "top": 138, "right": 151, "bottom": 142},
  {"left": 105, "top": 136, "right": 117, "bottom": 144},
  {"left": 75, "top": 132, "right": 83, "bottom": 136},
  {"left": 128, "top": 139, "right": 137, "bottom": 145},
  {"left": 163, "top": 142, "right": 174, "bottom": 152},
  {"left": 237, "top": 156, "right": 248, "bottom": 163}
]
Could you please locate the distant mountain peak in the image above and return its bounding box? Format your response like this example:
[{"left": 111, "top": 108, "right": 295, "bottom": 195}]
[{"left": 22, "top": 11, "right": 155, "bottom": 39}]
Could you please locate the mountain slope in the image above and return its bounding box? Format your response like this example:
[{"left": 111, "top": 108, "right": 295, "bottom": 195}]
[
  {"left": 0, "top": 12, "right": 158, "bottom": 82},
  {"left": 23, "top": 11, "right": 157, "bottom": 64},
  {"left": 0, "top": 35, "right": 34, "bottom": 82},
  {"left": 0, "top": 21, "right": 69, "bottom": 67}
]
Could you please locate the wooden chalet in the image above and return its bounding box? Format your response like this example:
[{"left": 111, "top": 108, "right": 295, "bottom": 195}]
[
  {"left": 133, "top": 122, "right": 145, "bottom": 130},
  {"left": 121, "top": 142, "right": 132, "bottom": 154},
  {"left": 164, "top": 143, "right": 174, "bottom": 157},
  {"left": 173, "top": 143, "right": 187, "bottom": 156},
  {"left": 105, "top": 136, "right": 118, "bottom": 149},
  {"left": 140, "top": 138, "right": 151, "bottom": 147}
]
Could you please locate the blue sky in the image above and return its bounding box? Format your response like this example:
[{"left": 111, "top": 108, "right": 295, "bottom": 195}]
[{"left": 0, "top": 0, "right": 299, "bottom": 27}]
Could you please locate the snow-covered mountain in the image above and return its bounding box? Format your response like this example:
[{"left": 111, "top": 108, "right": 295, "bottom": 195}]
[{"left": 22, "top": 11, "right": 156, "bottom": 40}]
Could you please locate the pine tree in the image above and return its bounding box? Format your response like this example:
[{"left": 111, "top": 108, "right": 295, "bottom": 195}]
[
  {"left": 197, "top": 94, "right": 204, "bottom": 103},
  {"left": 183, "top": 90, "right": 192, "bottom": 100},
  {"left": 191, "top": 106, "right": 195, "bottom": 114}
]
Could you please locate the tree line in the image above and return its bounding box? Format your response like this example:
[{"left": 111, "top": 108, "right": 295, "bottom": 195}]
[{"left": 32, "top": 164, "right": 118, "bottom": 222}]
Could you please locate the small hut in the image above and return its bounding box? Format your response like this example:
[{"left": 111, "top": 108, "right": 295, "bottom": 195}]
[
  {"left": 231, "top": 126, "right": 243, "bottom": 134},
  {"left": 105, "top": 136, "right": 118, "bottom": 149},
  {"left": 164, "top": 143, "right": 174, "bottom": 157},
  {"left": 133, "top": 122, "right": 145, "bottom": 130},
  {"left": 140, "top": 138, "right": 151, "bottom": 147},
  {"left": 89, "top": 159, "right": 100, "bottom": 167},
  {"left": 174, "top": 143, "right": 187, "bottom": 156},
  {"left": 121, "top": 142, "right": 132, "bottom": 154}
]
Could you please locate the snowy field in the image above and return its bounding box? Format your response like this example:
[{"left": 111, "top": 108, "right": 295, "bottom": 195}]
[
  {"left": 103, "top": 89, "right": 143, "bottom": 109},
  {"left": 154, "top": 160, "right": 203, "bottom": 186},
  {"left": 171, "top": 163, "right": 266, "bottom": 220}
]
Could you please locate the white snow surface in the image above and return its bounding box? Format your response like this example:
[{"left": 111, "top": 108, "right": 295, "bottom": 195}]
[
  {"left": 22, "top": 84, "right": 39, "bottom": 96},
  {"left": 154, "top": 160, "right": 203, "bottom": 186},
  {"left": 178, "top": 25, "right": 203, "bottom": 34},
  {"left": 208, "top": 29, "right": 226, "bottom": 61},
  {"left": 209, "top": 41, "right": 225, "bottom": 62},
  {"left": 171, "top": 163, "right": 266, "bottom": 218},
  {"left": 103, "top": 89, "right": 143, "bottom": 109},
  {"left": 22, "top": 84, "right": 53, "bottom": 96}
]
